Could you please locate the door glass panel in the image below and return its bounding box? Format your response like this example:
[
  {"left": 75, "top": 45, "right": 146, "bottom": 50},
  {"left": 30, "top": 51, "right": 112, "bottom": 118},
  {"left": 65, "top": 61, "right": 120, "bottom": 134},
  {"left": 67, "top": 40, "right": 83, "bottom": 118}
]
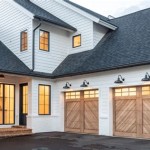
[
  {"left": 22, "top": 85, "right": 28, "bottom": 114},
  {"left": 4, "top": 85, "right": 15, "bottom": 124}
]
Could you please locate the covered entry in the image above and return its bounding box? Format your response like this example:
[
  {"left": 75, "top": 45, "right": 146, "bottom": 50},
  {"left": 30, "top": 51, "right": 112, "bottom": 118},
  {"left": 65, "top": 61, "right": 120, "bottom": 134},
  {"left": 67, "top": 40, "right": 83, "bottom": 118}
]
[
  {"left": 64, "top": 89, "right": 99, "bottom": 134},
  {"left": 113, "top": 86, "right": 150, "bottom": 138}
]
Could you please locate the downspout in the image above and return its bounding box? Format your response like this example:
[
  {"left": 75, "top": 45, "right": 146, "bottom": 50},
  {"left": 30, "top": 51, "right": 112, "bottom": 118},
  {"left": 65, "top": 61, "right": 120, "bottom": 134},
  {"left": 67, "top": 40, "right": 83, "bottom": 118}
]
[{"left": 32, "top": 22, "right": 42, "bottom": 71}]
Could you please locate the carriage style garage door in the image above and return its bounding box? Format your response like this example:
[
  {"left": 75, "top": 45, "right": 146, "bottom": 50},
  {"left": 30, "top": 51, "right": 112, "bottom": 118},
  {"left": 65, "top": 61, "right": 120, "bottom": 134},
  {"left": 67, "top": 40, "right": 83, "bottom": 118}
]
[
  {"left": 64, "top": 90, "right": 99, "bottom": 134},
  {"left": 114, "top": 86, "right": 150, "bottom": 138}
]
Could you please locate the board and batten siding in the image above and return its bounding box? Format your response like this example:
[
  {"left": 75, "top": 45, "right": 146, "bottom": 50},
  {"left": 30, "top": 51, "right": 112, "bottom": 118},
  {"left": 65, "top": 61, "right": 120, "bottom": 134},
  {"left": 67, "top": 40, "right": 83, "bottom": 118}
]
[
  {"left": 30, "top": 0, "right": 94, "bottom": 54},
  {"left": 33, "top": 21, "right": 70, "bottom": 73},
  {"left": 0, "top": 0, "right": 33, "bottom": 69}
]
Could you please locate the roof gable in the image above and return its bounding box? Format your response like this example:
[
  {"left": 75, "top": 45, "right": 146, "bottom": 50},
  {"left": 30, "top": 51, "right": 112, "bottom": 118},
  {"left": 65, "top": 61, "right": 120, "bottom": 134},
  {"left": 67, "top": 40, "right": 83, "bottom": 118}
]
[
  {"left": 60, "top": 0, "right": 117, "bottom": 30},
  {"left": 14, "top": 0, "right": 76, "bottom": 31},
  {"left": 53, "top": 8, "right": 150, "bottom": 78}
]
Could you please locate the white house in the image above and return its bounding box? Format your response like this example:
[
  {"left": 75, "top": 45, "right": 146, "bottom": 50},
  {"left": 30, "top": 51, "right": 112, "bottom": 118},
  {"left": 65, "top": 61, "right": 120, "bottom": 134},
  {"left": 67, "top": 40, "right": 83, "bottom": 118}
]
[{"left": 0, "top": 0, "right": 150, "bottom": 139}]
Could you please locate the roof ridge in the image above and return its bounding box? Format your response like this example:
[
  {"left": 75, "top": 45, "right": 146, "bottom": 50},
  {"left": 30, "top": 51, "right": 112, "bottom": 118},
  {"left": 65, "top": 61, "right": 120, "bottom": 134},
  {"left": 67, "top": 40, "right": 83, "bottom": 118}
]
[
  {"left": 111, "top": 7, "right": 150, "bottom": 21},
  {"left": 63, "top": 0, "right": 108, "bottom": 21}
]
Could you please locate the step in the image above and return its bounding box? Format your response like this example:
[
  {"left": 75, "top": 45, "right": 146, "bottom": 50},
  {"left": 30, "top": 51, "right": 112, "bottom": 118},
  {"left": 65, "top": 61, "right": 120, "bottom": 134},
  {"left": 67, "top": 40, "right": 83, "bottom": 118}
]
[{"left": 0, "top": 128, "right": 32, "bottom": 138}]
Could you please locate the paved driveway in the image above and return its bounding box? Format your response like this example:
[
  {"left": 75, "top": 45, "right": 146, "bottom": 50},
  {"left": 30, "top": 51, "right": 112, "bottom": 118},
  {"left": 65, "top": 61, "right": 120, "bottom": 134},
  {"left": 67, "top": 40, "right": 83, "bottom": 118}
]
[{"left": 0, "top": 132, "right": 150, "bottom": 150}]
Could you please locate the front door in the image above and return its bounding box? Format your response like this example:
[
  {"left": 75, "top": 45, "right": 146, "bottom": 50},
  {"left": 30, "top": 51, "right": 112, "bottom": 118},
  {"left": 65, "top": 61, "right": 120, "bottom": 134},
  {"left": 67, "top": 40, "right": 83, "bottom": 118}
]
[{"left": 20, "top": 84, "right": 28, "bottom": 126}]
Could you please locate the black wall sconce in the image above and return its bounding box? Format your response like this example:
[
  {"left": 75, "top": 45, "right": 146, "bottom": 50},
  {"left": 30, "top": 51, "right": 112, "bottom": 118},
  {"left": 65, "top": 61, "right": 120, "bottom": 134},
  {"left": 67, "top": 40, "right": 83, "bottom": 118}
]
[
  {"left": 0, "top": 74, "right": 5, "bottom": 79},
  {"left": 63, "top": 82, "right": 71, "bottom": 89},
  {"left": 114, "top": 75, "right": 125, "bottom": 84},
  {"left": 80, "top": 80, "right": 89, "bottom": 87},
  {"left": 141, "top": 72, "right": 150, "bottom": 81}
]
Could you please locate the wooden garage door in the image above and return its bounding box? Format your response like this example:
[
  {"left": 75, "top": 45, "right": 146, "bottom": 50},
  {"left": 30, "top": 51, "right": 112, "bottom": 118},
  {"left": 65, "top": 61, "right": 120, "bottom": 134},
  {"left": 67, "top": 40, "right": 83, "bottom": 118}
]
[
  {"left": 65, "top": 90, "right": 99, "bottom": 134},
  {"left": 114, "top": 86, "right": 150, "bottom": 138}
]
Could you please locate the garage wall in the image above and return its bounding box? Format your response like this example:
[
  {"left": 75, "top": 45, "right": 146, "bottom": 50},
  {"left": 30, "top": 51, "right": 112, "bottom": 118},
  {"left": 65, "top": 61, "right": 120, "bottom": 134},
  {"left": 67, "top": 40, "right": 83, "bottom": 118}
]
[
  {"left": 55, "top": 65, "right": 150, "bottom": 136},
  {"left": 28, "top": 78, "right": 61, "bottom": 133}
]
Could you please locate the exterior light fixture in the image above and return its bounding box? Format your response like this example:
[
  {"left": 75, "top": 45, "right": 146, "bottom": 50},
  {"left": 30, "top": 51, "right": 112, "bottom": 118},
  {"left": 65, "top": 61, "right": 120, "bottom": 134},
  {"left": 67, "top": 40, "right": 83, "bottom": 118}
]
[
  {"left": 0, "top": 74, "right": 5, "bottom": 79},
  {"left": 63, "top": 82, "right": 71, "bottom": 89},
  {"left": 114, "top": 75, "right": 125, "bottom": 84},
  {"left": 141, "top": 72, "right": 150, "bottom": 81},
  {"left": 80, "top": 80, "right": 89, "bottom": 87}
]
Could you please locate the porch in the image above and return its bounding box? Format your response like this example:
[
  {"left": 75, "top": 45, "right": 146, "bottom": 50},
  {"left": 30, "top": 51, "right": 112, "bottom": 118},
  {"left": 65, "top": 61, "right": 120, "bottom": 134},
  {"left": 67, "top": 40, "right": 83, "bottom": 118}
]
[
  {"left": 0, "top": 73, "right": 32, "bottom": 129},
  {"left": 0, "top": 126, "right": 32, "bottom": 137}
]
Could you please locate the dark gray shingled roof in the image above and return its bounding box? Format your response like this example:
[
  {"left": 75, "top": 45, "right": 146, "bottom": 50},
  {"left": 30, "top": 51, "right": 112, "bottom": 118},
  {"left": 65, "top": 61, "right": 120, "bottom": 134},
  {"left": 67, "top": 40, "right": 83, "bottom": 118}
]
[
  {"left": 0, "top": 41, "right": 52, "bottom": 78},
  {"left": 14, "top": 0, "right": 76, "bottom": 31},
  {"left": 0, "top": 41, "right": 31, "bottom": 74},
  {"left": 53, "top": 8, "right": 150, "bottom": 78},
  {"left": 64, "top": 0, "right": 109, "bottom": 22}
]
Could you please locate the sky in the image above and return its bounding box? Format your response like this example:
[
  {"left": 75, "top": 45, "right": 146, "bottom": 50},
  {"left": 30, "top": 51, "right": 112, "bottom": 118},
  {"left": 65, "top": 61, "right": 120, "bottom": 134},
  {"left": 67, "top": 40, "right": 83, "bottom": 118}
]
[{"left": 70, "top": 0, "right": 150, "bottom": 17}]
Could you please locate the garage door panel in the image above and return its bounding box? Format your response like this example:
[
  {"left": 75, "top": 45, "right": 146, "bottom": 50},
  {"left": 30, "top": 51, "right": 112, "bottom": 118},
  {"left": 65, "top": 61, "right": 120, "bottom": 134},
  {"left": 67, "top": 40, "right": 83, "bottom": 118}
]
[
  {"left": 143, "top": 99, "right": 150, "bottom": 134},
  {"left": 143, "top": 125, "right": 150, "bottom": 134},
  {"left": 65, "top": 90, "right": 99, "bottom": 134},
  {"left": 116, "top": 100, "right": 136, "bottom": 111},
  {"left": 116, "top": 123, "right": 136, "bottom": 133},
  {"left": 65, "top": 101, "right": 80, "bottom": 130}
]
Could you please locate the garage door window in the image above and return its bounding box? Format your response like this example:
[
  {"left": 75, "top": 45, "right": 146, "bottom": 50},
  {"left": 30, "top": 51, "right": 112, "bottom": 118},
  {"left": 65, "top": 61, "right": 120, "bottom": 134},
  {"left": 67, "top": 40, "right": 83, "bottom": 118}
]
[
  {"left": 115, "top": 87, "right": 136, "bottom": 97},
  {"left": 65, "top": 92, "right": 80, "bottom": 100},
  {"left": 142, "top": 86, "right": 150, "bottom": 95},
  {"left": 84, "top": 90, "right": 99, "bottom": 98}
]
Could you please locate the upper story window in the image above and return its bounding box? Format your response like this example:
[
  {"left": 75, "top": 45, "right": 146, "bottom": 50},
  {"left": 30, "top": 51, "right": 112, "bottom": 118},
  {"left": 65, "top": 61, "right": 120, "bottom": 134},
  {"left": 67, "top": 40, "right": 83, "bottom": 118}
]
[
  {"left": 40, "top": 30, "right": 49, "bottom": 51},
  {"left": 21, "top": 30, "right": 28, "bottom": 51},
  {"left": 73, "top": 34, "right": 81, "bottom": 48}
]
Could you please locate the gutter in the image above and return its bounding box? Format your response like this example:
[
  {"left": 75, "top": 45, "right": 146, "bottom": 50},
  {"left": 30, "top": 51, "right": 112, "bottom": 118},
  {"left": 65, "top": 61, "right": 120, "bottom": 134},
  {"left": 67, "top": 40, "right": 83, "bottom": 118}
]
[{"left": 32, "top": 22, "right": 42, "bottom": 71}]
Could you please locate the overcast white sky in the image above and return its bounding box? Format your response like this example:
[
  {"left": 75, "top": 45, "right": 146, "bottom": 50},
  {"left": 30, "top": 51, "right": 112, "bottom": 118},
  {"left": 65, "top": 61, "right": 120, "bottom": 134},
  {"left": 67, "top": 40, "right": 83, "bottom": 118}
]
[{"left": 70, "top": 0, "right": 150, "bottom": 17}]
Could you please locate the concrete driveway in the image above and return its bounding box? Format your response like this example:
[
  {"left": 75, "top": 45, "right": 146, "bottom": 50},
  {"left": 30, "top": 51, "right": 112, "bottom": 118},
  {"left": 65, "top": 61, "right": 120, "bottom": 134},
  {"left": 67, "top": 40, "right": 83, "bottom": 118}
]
[{"left": 0, "top": 132, "right": 150, "bottom": 150}]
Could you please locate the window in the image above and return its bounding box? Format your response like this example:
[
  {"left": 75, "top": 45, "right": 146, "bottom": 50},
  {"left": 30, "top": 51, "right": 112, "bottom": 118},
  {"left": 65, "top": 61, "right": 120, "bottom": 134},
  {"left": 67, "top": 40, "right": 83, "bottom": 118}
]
[
  {"left": 38, "top": 85, "right": 51, "bottom": 115},
  {"left": 65, "top": 92, "right": 80, "bottom": 100},
  {"left": 73, "top": 34, "right": 81, "bottom": 48},
  {"left": 0, "top": 84, "right": 15, "bottom": 125},
  {"left": 21, "top": 30, "right": 28, "bottom": 51},
  {"left": 114, "top": 87, "right": 136, "bottom": 97},
  {"left": 39, "top": 30, "right": 49, "bottom": 51},
  {"left": 84, "top": 90, "right": 99, "bottom": 98}
]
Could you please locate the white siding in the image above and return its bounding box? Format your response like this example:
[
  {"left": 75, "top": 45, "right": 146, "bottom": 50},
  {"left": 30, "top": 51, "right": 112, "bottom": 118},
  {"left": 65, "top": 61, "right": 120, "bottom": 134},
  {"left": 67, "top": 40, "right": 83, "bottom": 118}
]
[
  {"left": 0, "top": 0, "right": 33, "bottom": 69},
  {"left": 93, "top": 23, "right": 108, "bottom": 47},
  {"left": 31, "top": 0, "right": 94, "bottom": 54},
  {"left": 33, "top": 21, "right": 70, "bottom": 73},
  {"left": 28, "top": 78, "right": 60, "bottom": 133},
  {"left": 54, "top": 65, "right": 150, "bottom": 136}
]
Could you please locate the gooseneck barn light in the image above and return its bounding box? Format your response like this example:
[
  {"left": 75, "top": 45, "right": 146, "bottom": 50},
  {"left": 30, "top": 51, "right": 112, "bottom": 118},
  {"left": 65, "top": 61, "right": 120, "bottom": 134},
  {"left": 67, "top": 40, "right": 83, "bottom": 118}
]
[
  {"left": 63, "top": 82, "right": 71, "bottom": 89},
  {"left": 114, "top": 75, "right": 125, "bottom": 84},
  {"left": 80, "top": 80, "right": 89, "bottom": 87},
  {"left": 141, "top": 72, "right": 150, "bottom": 81}
]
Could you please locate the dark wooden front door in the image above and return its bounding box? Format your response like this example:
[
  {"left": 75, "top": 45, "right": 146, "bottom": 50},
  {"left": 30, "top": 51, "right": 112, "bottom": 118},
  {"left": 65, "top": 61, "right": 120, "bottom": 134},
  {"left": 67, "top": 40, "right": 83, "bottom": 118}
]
[{"left": 20, "top": 84, "right": 28, "bottom": 126}]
